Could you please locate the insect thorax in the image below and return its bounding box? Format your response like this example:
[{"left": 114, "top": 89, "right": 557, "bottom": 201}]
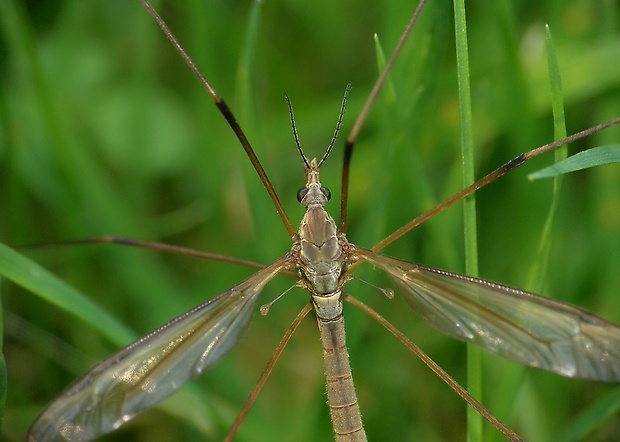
[{"left": 298, "top": 205, "right": 344, "bottom": 294}]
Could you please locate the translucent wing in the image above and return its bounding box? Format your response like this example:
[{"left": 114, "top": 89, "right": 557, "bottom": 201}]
[
  {"left": 28, "top": 258, "right": 288, "bottom": 442},
  {"left": 358, "top": 248, "right": 620, "bottom": 381}
]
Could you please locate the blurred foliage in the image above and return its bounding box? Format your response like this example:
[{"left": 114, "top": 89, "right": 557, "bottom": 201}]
[{"left": 1, "top": 0, "right": 620, "bottom": 441}]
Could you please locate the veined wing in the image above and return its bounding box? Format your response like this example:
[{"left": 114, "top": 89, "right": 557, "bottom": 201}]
[
  {"left": 357, "top": 248, "right": 620, "bottom": 381},
  {"left": 28, "top": 258, "right": 289, "bottom": 442}
]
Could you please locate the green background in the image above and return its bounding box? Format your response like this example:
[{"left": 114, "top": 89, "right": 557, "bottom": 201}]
[{"left": 2, "top": 0, "right": 620, "bottom": 441}]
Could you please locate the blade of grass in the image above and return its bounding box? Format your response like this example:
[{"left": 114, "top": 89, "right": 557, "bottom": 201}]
[
  {"left": 0, "top": 279, "right": 6, "bottom": 433},
  {"left": 557, "top": 386, "right": 620, "bottom": 442},
  {"left": 0, "top": 243, "right": 134, "bottom": 343},
  {"left": 374, "top": 34, "right": 397, "bottom": 103},
  {"left": 0, "top": 241, "right": 221, "bottom": 437},
  {"left": 526, "top": 25, "right": 567, "bottom": 292},
  {"left": 453, "top": 2, "right": 482, "bottom": 441},
  {"left": 502, "top": 25, "right": 568, "bottom": 441},
  {"left": 236, "top": 0, "right": 263, "bottom": 129},
  {"left": 528, "top": 144, "right": 620, "bottom": 179}
]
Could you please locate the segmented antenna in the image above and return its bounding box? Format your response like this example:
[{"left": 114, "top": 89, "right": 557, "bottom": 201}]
[{"left": 286, "top": 85, "right": 352, "bottom": 170}]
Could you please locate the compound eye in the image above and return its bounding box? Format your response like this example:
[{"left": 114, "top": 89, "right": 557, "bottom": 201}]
[
  {"left": 297, "top": 188, "right": 308, "bottom": 203},
  {"left": 320, "top": 186, "right": 331, "bottom": 201}
]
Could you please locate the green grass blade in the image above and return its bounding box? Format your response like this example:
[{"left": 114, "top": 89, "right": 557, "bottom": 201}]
[
  {"left": 526, "top": 25, "right": 567, "bottom": 296},
  {"left": 236, "top": 0, "right": 263, "bottom": 129},
  {"left": 557, "top": 386, "right": 620, "bottom": 442},
  {"left": 453, "top": 2, "right": 482, "bottom": 441},
  {"left": 0, "top": 243, "right": 135, "bottom": 344},
  {"left": 508, "top": 25, "right": 568, "bottom": 441},
  {"left": 0, "top": 280, "right": 6, "bottom": 433},
  {"left": 528, "top": 144, "right": 620, "bottom": 179},
  {"left": 0, "top": 242, "right": 219, "bottom": 437},
  {"left": 374, "top": 34, "right": 397, "bottom": 103}
]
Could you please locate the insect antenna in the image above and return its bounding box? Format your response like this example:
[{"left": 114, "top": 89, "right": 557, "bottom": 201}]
[
  {"left": 286, "top": 85, "right": 351, "bottom": 170},
  {"left": 318, "top": 84, "right": 352, "bottom": 169},
  {"left": 285, "top": 93, "right": 310, "bottom": 169}
]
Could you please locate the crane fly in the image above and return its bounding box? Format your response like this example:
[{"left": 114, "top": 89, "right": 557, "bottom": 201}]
[{"left": 6, "top": 0, "right": 620, "bottom": 440}]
